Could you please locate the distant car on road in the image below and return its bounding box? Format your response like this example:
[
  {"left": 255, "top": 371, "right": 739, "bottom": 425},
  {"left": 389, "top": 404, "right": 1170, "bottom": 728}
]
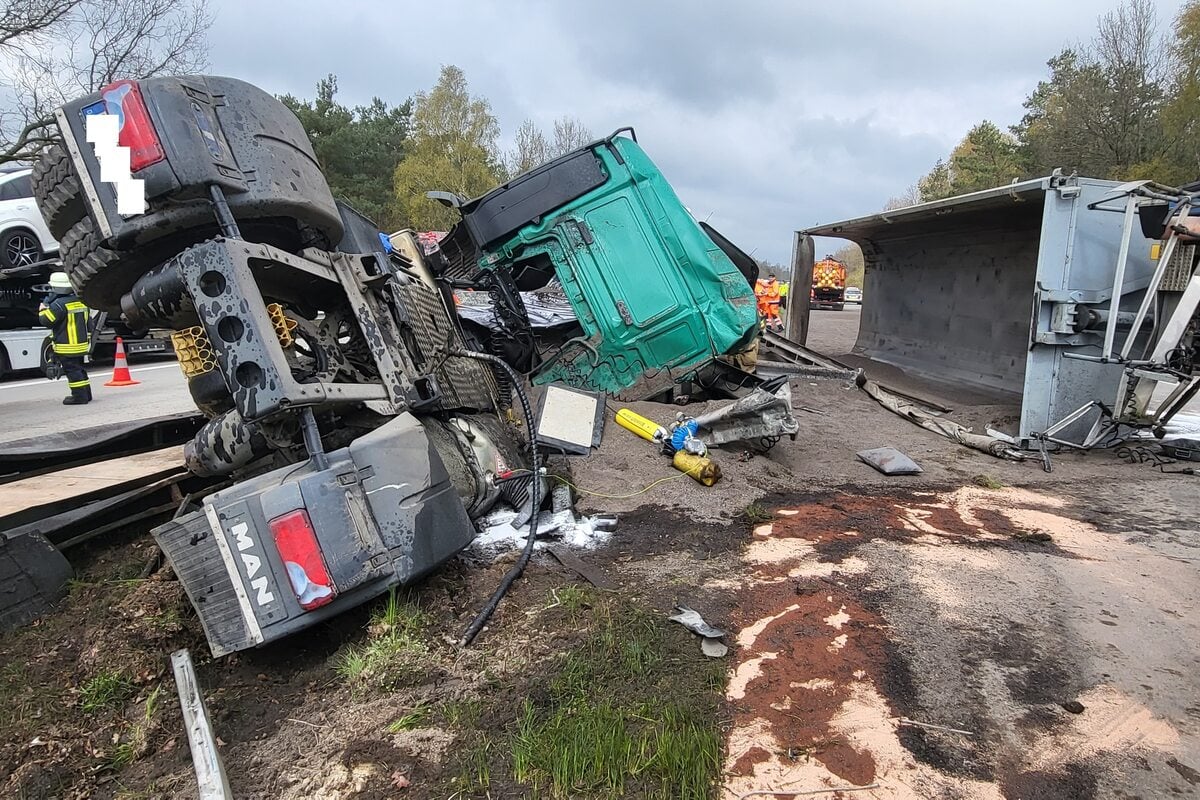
[
  {"left": 0, "top": 166, "right": 58, "bottom": 269},
  {"left": 845, "top": 286, "right": 863, "bottom": 304}
]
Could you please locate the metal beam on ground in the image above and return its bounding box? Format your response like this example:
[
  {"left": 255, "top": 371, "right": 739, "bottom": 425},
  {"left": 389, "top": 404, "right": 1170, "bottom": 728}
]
[
  {"left": 761, "top": 329, "right": 854, "bottom": 372},
  {"left": 0, "top": 412, "right": 204, "bottom": 484},
  {"left": 171, "top": 649, "right": 233, "bottom": 800}
]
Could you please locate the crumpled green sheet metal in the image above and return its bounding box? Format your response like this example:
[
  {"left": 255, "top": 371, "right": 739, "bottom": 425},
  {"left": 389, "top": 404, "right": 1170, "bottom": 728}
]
[{"left": 489, "top": 136, "right": 758, "bottom": 396}]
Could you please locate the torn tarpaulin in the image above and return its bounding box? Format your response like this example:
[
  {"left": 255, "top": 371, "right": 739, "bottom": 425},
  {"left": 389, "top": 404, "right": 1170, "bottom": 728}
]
[
  {"left": 456, "top": 283, "right": 577, "bottom": 328},
  {"left": 856, "top": 374, "right": 1026, "bottom": 461},
  {"left": 669, "top": 606, "right": 729, "bottom": 658},
  {"left": 669, "top": 606, "right": 726, "bottom": 638}
]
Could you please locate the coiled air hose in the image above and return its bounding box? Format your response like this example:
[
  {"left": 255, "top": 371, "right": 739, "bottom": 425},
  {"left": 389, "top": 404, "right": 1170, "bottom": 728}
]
[{"left": 451, "top": 349, "right": 541, "bottom": 647}]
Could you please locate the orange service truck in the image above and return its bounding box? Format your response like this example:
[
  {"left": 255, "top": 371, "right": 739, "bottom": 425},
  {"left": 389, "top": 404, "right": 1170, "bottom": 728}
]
[{"left": 811, "top": 257, "right": 847, "bottom": 311}]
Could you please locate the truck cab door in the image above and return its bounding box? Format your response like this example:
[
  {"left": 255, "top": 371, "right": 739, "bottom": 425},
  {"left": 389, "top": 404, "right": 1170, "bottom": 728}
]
[{"left": 536, "top": 204, "right": 709, "bottom": 394}]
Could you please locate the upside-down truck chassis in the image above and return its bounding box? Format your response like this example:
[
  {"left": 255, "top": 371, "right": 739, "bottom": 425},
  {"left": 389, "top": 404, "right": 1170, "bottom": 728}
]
[
  {"left": 26, "top": 74, "right": 767, "bottom": 655},
  {"left": 48, "top": 76, "right": 530, "bottom": 655}
]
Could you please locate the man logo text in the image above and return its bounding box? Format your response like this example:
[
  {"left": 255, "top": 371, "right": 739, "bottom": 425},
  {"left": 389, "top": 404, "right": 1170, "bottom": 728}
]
[{"left": 230, "top": 522, "right": 276, "bottom": 606}]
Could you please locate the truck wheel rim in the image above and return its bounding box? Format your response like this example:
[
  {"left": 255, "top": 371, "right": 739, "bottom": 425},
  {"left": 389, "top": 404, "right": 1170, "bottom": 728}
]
[{"left": 6, "top": 233, "right": 39, "bottom": 266}]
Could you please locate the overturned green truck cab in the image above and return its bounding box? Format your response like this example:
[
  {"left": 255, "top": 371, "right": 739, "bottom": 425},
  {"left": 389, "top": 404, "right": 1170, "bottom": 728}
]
[{"left": 439, "top": 130, "right": 760, "bottom": 398}]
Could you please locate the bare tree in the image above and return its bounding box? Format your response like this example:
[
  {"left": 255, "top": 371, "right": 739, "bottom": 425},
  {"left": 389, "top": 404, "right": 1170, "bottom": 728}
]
[
  {"left": 505, "top": 115, "right": 592, "bottom": 177},
  {"left": 1093, "top": 0, "right": 1169, "bottom": 170},
  {"left": 507, "top": 118, "right": 551, "bottom": 175},
  {"left": 1, "top": 0, "right": 212, "bottom": 164},
  {"left": 1015, "top": 0, "right": 1171, "bottom": 179},
  {"left": 0, "top": 0, "right": 81, "bottom": 50},
  {"left": 551, "top": 116, "right": 591, "bottom": 156},
  {"left": 883, "top": 183, "right": 923, "bottom": 210}
]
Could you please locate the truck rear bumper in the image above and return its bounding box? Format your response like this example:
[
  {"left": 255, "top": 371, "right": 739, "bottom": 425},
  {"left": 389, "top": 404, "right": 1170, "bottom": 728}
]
[{"left": 154, "top": 413, "right": 476, "bottom": 656}]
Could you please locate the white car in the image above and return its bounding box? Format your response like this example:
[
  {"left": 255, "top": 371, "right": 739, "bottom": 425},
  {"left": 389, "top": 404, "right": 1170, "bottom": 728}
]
[
  {"left": 845, "top": 286, "right": 863, "bottom": 304},
  {"left": 0, "top": 167, "right": 58, "bottom": 269}
]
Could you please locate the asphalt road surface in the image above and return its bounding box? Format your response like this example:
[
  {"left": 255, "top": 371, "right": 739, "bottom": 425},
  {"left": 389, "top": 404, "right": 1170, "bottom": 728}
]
[
  {"left": 0, "top": 357, "right": 194, "bottom": 444},
  {"left": 802, "top": 305, "right": 861, "bottom": 356},
  {"left": 0, "top": 310, "right": 869, "bottom": 446}
]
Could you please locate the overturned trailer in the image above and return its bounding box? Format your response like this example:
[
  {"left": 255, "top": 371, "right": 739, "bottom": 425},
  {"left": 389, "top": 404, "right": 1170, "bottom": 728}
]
[{"left": 798, "top": 173, "right": 1164, "bottom": 446}]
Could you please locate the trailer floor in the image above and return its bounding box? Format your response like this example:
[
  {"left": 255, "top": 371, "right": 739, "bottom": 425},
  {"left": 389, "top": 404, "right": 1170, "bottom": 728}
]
[{"left": 1, "top": 311, "right": 1197, "bottom": 799}]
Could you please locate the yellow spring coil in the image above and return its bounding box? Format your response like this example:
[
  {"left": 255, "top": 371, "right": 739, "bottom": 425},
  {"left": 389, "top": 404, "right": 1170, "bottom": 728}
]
[
  {"left": 266, "top": 303, "right": 297, "bottom": 348},
  {"left": 173, "top": 307, "right": 295, "bottom": 379},
  {"left": 171, "top": 326, "right": 217, "bottom": 378}
]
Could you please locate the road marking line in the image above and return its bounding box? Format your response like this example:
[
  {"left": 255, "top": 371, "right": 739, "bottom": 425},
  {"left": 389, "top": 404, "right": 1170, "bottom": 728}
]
[{"left": 0, "top": 362, "right": 180, "bottom": 390}]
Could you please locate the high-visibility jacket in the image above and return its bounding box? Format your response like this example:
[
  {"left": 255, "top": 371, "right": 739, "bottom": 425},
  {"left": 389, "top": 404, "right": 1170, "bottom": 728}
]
[
  {"left": 39, "top": 293, "right": 91, "bottom": 356},
  {"left": 755, "top": 279, "right": 781, "bottom": 305}
]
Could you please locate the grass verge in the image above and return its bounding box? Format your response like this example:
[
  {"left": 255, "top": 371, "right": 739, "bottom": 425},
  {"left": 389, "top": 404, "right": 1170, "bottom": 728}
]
[
  {"left": 742, "top": 501, "right": 774, "bottom": 523},
  {"left": 334, "top": 589, "right": 430, "bottom": 694},
  {"left": 81, "top": 669, "right": 135, "bottom": 714},
  {"left": 972, "top": 474, "right": 1005, "bottom": 490},
  {"left": 449, "top": 590, "right": 724, "bottom": 799}
]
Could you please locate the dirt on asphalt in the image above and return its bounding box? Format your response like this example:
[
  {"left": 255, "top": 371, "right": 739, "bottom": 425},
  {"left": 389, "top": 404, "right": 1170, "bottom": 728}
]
[
  {"left": 723, "top": 483, "right": 1199, "bottom": 798},
  {"left": 2, "top": 309, "right": 1198, "bottom": 799}
]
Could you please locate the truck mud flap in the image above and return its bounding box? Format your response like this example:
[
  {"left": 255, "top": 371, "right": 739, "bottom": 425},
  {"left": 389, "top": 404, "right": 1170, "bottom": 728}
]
[
  {"left": 0, "top": 531, "right": 72, "bottom": 632},
  {"left": 155, "top": 510, "right": 257, "bottom": 657}
]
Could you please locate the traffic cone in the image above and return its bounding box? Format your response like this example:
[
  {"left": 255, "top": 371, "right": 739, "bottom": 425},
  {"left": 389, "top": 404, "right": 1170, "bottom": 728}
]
[{"left": 104, "top": 337, "right": 141, "bottom": 387}]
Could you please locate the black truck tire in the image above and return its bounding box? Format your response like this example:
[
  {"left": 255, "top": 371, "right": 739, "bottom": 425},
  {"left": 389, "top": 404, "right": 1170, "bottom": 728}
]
[
  {"left": 59, "top": 216, "right": 217, "bottom": 312},
  {"left": 59, "top": 216, "right": 125, "bottom": 310},
  {"left": 39, "top": 336, "right": 55, "bottom": 378},
  {"left": 31, "top": 145, "right": 87, "bottom": 240},
  {"left": 59, "top": 216, "right": 206, "bottom": 313},
  {"left": 60, "top": 214, "right": 325, "bottom": 313}
]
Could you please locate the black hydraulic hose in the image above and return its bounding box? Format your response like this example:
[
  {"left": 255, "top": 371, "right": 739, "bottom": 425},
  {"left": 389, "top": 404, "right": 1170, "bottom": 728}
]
[
  {"left": 452, "top": 348, "right": 541, "bottom": 647},
  {"left": 299, "top": 407, "right": 329, "bottom": 471}
]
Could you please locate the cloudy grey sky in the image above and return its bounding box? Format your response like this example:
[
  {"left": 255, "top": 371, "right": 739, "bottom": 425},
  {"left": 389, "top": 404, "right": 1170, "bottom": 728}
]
[{"left": 209, "top": 0, "right": 1185, "bottom": 263}]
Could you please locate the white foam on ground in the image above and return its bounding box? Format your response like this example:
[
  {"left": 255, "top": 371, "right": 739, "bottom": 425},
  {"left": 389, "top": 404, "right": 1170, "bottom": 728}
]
[{"left": 470, "top": 506, "right": 613, "bottom": 556}]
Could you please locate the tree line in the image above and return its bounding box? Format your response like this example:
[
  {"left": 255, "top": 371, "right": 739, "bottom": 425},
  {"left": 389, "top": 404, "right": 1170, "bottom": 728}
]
[
  {"left": 0, "top": 2, "right": 592, "bottom": 235},
  {"left": 11, "top": 0, "right": 1192, "bottom": 249},
  {"left": 0, "top": 0, "right": 212, "bottom": 163},
  {"left": 282, "top": 66, "right": 592, "bottom": 232},
  {"left": 900, "top": 0, "right": 1200, "bottom": 206}
]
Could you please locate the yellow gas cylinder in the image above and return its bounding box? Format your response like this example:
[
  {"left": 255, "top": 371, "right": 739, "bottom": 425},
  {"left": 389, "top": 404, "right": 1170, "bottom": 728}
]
[
  {"left": 615, "top": 408, "right": 667, "bottom": 443},
  {"left": 673, "top": 451, "right": 722, "bottom": 486}
]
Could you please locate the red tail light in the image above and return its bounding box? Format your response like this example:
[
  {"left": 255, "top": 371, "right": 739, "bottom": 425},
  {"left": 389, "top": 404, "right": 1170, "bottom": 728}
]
[
  {"left": 269, "top": 509, "right": 337, "bottom": 610},
  {"left": 99, "top": 80, "right": 164, "bottom": 172}
]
